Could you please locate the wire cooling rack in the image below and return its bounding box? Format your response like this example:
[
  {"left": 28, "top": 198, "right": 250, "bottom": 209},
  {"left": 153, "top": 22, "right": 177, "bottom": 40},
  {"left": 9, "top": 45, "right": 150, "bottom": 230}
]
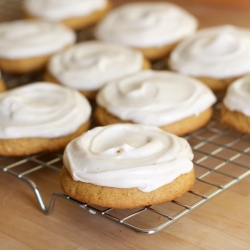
[
  {"left": 1, "top": 0, "right": 250, "bottom": 235},
  {"left": 1, "top": 104, "right": 250, "bottom": 234}
]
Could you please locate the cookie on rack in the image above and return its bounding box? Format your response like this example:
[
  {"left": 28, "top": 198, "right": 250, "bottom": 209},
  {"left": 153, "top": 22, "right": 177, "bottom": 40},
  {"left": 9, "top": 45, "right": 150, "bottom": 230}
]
[
  {"left": 0, "top": 20, "right": 76, "bottom": 74},
  {"left": 24, "top": 0, "right": 112, "bottom": 30},
  {"left": 95, "top": 2, "right": 198, "bottom": 61},
  {"left": 45, "top": 41, "right": 151, "bottom": 100},
  {"left": 221, "top": 75, "right": 250, "bottom": 133},
  {"left": 0, "top": 82, "right": 91, "bottom": 156},
  {"left": 169, "top": 25, "right": 250, "bottom": 91},
  {"left": 0, "top": 71, "right": 5, "bottom": 92},
  {"left": 60, "top": 123, "right": 195, "bottom": 209},
  {"left": 95, "top": 70, "right": 216, "bottom": 136}
]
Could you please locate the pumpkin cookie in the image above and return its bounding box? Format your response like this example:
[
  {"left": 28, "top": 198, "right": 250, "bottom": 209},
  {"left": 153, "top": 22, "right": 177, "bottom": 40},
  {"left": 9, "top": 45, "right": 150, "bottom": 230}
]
[
  {"left": 95, "top": 2, "right": 198, "bottom": 60},
  {"left": 0, "top": 82, "right": 91, "bottom": 156},
  {"left": 169, "top": 25, "right": 250, "bottom": 91},
  {"left": 0, "top": 20, "right": 75, "bottom": 73},
  {"left": 221, "top": 75, "right": 250, "bottom": 133},
  {"left": 45, "top": 41, "right": 150, "bottom": 100},
  {"left": 95, "top": 70, "right": 216, "bottom": 136},
  {"left": 60, "top": 124, "right": 195, "bottom": 209},
  {"left": 24, "top": 0, "right": 112, "bottom": 30}
]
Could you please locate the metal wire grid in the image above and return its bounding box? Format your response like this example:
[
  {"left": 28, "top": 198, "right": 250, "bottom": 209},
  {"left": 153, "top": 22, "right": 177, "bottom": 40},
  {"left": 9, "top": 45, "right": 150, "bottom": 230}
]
[
  {"left": 0, "top": 0, "right": 23, "bottom": 22},
  {"left": 1, "top": 104, "right": 250, "bottom": 234}
]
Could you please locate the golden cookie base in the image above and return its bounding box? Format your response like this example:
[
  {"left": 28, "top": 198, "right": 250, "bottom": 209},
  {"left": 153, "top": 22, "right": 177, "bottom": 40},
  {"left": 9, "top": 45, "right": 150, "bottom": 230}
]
[
  {"left": 136, "top": 42, "right": 177, "bottom": 61},
  {"left": 0, "top": 54, "right": 52, "bottom": 74},
  {"left": 221, "top": 104, "right": 250, "bottom": 134},
  {"left": 94, "top": 106, "right": 213, "bottom": 136},
  {"left": 196, "top": 76, "right": 237, "bottom": 92},
  {"left": 60, "top": 166, "right": 195, "bottom": 209},
  {"left": 0, "top": 120, "right": 90, "bottom": 156}
]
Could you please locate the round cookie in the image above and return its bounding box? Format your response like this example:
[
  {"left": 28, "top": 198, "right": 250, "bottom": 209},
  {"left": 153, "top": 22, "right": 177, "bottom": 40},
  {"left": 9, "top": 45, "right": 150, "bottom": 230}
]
[
  {"left": 95, "top": 70, "right": 216, "bottom": 136},
  {"left": 0, "top": 20, "right": 76, "bottom": 74},
  {"left": 95, "top": 2, "right": 198, "bottom": 61},
  {"left": 0, "top": 82, "right": 91, "bottom": 156},
  {"left": 60, "top": 124, "right": 195, "bottom": 209},
  {"left": 221, "top": 75, "right": 250, "bottom": 133},
  {"left": 24, "top": 0, "right": 112, "bottom": 30},
  {"left": 45, "top": 41, "right": 151, "bottom": 100},
  {"left": 169, "top": 25, "right": 250, "bottom": 91}
]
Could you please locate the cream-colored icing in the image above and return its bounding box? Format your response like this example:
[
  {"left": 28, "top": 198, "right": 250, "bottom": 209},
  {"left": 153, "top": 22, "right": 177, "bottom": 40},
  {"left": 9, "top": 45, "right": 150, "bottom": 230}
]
[
  {"left": 95, "top": 2, "right": 198, "bottom": 48},
  {"left": 24, "top": 0, "right": 107, "bottom": 21},
  {"left": 0, "top": 20, "right": 76, "bottom": 59},
  {"left": 223, "top": 75, "right": 250, "bottom": 116},
  {"left": 48, "top": 41, "right": 143, "bottom": 91},
  {"left": 169, "top": 25, "right": 250, "bottom": 79},
  {"left": 63, "top": 124, "right": 194, "bottom": 192},
  {"left": 0, "top": 83, "right": 91, "bottom": 139},
  {"left": 96, "top": 70, "right": 216, "bottom": 126}
]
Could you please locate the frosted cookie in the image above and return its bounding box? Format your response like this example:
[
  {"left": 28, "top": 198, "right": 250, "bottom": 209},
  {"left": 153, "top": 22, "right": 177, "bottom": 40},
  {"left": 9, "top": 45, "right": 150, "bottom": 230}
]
[
  {"left": 45, "top": 41, "right": 151, "bottom": 100},
  {"left": 0, "top": 83, "right": 91, "bottom": 156},
  {"left": 95, "top": 2, "right": 198, "bottom": 60},
  {"left": 95, "top": 70, "right": 216, "bottom": 136},
  {"left": 169, "top": 25, "right": 250, "bottom": 91},
  {"left": 0, "top": 20, "right": 76, "bottom": 73},
  {"left": 221, "top": 75, "right": 250, "bottom": 133},
  {"left": 0, "top": 72, "right": 5, "bottom": 92},
  {"left": 24, "top": 0, "right": 112, "bottom": 30},
  {"left": 60, "top": 124, "right": 195, "bottom": 209}
]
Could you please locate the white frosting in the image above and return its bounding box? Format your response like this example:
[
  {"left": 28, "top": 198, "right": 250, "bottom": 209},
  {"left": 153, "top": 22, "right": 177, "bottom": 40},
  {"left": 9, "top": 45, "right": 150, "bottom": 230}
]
[
  {"left": 223, "top": 75, "right": 250, "bottom": 116},
  {"left": 0, "top": 20, "right": 76, "bottom": 59},
  {"left": 24, "top": 0, "right": 108, "bottom": 21},
  {"left": 48, "top": 41, "right": 143, "bottom": 91},
  {"left": 63, "top": 124, "right": 194, "bottom": 192},
  {"left": 169, "top": 25, "right": 250, "bottom": 79},
  {"left": 97, "top": 70, "right": 216, "bottom": 126},
  {"left": 95, "top": 2, "right": 198, "bottom": 48},
  {"left": 0, "top": 83, "right": 91, "bottom": 139}
]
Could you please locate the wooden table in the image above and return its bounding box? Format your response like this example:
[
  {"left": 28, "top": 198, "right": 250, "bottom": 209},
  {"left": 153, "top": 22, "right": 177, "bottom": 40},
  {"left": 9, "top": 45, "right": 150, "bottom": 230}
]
[{"left": 1, "top": 1, "right": 250, "bottom": 249}]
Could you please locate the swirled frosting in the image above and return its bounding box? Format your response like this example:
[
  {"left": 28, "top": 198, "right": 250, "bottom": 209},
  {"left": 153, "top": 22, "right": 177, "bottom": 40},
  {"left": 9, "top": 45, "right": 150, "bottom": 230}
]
[
  {"left": 0, "top": 83, "right": 91, "bottom": 139},
  {"left": 223, "top": 75, "right": 250, "bottom": 116},
  {"left": 169, "top": 25, "right": 250, "bottom": 79},
  {"left": 97, "top": 70, "right": 216, "bottom": 126},
  {"left": 95, "top": 2, "right": 198, "bottom": 48},
  {"left": 0, "top": 20, "right": 76, "bottom": 59},
  {"left": 24, "top": 0, "right": 108, "bottom": 21},
  {"left": 63, "top": 124, "right": 194, "bottom": 192},
  {"left": 48, "top": 41, "right": 143, "bottom": 91}
]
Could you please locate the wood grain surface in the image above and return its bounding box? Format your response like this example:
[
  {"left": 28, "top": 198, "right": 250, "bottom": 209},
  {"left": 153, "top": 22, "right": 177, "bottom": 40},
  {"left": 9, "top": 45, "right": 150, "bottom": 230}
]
[{"left": 1, "top": 0, "right": 250, "bottom": 249}]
